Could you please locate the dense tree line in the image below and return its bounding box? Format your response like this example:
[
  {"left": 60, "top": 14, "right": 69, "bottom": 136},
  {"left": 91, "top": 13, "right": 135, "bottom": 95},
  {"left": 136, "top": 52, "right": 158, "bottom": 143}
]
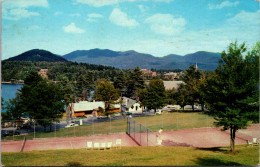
[{"left": 1, "top": 61, "right": 122, "bottom": 82}]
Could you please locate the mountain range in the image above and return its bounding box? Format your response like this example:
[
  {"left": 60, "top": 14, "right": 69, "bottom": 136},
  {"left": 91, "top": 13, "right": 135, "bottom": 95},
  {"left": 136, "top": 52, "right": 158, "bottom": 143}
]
[
  {"left": 63, "top": 49, "right": 221, "bottom": 70},
  {"left": 5, "top": 48, "right": 221, "bottom": 70}
]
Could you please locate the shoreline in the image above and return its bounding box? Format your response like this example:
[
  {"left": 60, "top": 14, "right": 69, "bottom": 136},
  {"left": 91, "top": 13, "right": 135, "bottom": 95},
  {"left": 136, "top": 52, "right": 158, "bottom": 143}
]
[{"left": 1, "top": 82, "right": 24, "bottom": 84}]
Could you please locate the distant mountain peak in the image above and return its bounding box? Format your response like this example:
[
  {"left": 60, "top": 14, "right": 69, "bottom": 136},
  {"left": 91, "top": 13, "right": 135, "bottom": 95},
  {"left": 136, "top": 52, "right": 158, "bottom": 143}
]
[{"left": 5, "top": 49, "right": 68, "bottom": 62}]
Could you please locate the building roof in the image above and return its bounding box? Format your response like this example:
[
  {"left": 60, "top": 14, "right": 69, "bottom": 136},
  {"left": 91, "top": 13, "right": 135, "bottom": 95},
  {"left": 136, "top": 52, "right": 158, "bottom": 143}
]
[
  {"left": 163, "top": 81, "right": 184, "bottom": 90},
  {"left": 74, "top": 101, "right": 105, "bottom": 112}
]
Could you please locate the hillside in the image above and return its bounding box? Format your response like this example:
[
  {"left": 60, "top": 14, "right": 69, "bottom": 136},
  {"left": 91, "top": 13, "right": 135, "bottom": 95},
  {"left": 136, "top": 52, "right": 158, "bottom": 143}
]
[
  {"left": 5, "top": 49, "right": 68, "bottom": 62},
  {"left": 63, "top": 49, "right": 221, "bottom": 70}
]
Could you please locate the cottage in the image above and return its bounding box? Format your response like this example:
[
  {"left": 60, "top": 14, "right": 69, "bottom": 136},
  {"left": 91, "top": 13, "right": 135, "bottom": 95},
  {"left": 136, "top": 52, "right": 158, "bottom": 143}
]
[
  {"left": 71, "top": 101, "right": 105, "bottom": 117},
  {"left": 70, "top": 101, "right": 121, "bottom": 118},
  {"left": 121, "top": 97, "right": 142, "bottom": 114}
]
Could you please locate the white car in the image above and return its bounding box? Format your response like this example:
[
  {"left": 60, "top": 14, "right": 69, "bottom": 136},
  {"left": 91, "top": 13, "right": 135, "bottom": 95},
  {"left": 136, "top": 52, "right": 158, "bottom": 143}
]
[{"left": 65, "top": 123, "right": 79, "bottom": 128}]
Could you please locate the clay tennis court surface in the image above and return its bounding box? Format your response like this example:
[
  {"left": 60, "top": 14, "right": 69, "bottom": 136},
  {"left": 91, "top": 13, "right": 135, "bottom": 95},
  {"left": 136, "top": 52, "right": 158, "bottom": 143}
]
[{"left": 1, "top": 124, "right": 259, "bottom": 152}]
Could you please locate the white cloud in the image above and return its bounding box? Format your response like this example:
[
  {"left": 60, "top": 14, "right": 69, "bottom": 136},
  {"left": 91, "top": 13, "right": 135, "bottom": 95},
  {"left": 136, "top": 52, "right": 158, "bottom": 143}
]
[
  {"left": 88, "top": 13, "right": 104, "bottom": 18},
  {"left": 54, "top": 11, "right": 63, "bottom": 16},
  {"left": 208, "top": 1, "right": 239, "bottom": 10},
  {"left": 62, "top": 23, "right": 85, "bottom": 34},
  {"left": 29, "top": 25, "right": 40, "bottom": 30},
  {"left": 70, "top": 13, "right": 81, "bottom": 17},
  {"left": 74, "top": 0, "right": 119, "bottom": 7},
  {"left": 3, "top": 0, "right": 48, "bottom": 9},
  {"left": 227, "top": 10, "right": 259, "bottom": 26},
  {"left": 138, "top": 5, "right": 149, "bottom": 12},
  {"left": 109, "top": 8, "right": 139, "bottom": 27},
  {"left": 74, "top": 0, "right": 172, "bottom": 7},
  {"left": 3, "top": 8, "right": 40, "bottom": 20},
  {"left": 145, "top": 13, "right": 186, "bottom": 35}
]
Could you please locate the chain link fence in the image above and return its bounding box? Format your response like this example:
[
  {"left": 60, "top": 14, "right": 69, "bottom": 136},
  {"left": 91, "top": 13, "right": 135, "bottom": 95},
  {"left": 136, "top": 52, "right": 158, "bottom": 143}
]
[
  {"left": 1, "top": 112, "right": 215, "bottom": 142},
  {"left": 127, "top": 117, "right": 157, "bottom": 146},
  {"left": 1, "top": 116, "right": 127, "bottom": 141}
]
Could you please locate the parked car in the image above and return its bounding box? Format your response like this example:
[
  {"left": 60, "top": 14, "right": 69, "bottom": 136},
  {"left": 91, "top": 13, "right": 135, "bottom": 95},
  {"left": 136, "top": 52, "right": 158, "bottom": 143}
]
[
  {"left": 2, "top": 130, "right": 20, "bottom": 137},
  {"left": 122, "top": 112, "right": 132, "bottom": 115},
  {"left": 17, "top": 124, "right": 31, "bottom": 130},
  {"left": 111, "top": 112, "right": 121, "bottom": 117},
  {"left": 97, "top": 115, "right": 107, "bottom": 119},
  {"left": 65, "top": 123, "right": 79, "bottom": 128}
]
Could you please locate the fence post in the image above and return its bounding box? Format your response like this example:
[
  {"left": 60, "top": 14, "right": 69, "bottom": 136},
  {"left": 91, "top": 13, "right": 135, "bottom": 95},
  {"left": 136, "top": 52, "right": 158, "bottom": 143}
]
[
  {"left": 140, "top": 124, "right": 141, "bottom": 146},
  {"left": 74, "top": 125, "right": 75, "bottom": 137},
  {"left": 147, "top": 129, "right": 148, "bottom": 146},
  {"left": 92, "top": 117, "right": 94, "bottom": 135},
  {"left": 34, "top": 120, "right": 35, "bottom": 139},
  {"left": 54, "top": 122, "right": 57, "bottom": 137},
  {"left": 127, "top": 117, "right": 129, "bottom": 134},
  {"left": 177, "top": 113, "right": 178, "bottom": 130},
  {"left": 110, "top": 117, "right": 111, "bottom": 134},
  {"left": 134, "top": 120, "right": 135, "bottom": 139}
]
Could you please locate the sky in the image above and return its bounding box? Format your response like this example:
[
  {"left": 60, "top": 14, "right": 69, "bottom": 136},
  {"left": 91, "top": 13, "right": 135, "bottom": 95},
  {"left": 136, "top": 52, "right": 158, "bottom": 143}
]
[{"left": 1, "top": 0, "right": 259, "bottom": 60}]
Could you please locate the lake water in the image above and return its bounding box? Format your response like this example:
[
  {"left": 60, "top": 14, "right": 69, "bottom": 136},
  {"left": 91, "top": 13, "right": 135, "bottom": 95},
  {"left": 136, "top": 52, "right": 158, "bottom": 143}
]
[{"left": 1, "top": 83, "right": 23, "bottom": 112}]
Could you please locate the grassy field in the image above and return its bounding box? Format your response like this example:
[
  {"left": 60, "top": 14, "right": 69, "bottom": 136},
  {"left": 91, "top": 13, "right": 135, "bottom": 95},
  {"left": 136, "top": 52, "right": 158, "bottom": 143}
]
[
  {"left": 4, "top": 112, "right": 216, "bottom": 141},
  {"left": 1, "top": 145, "right": 259, "bottom": 166}
]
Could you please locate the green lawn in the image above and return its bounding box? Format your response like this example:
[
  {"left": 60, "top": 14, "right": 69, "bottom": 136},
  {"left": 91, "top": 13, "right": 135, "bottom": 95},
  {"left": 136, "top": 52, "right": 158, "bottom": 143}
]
[
  {"left": 4, "top": 112, "right": 215, "bottom": 141},
  {"left": 1, "top": 145, "right": 259, "bottom": 166}
]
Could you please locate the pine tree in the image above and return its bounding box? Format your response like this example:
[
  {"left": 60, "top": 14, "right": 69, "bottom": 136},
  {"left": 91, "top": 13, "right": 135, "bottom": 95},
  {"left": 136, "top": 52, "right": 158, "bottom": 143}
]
[
  {"left": 203, "top": 42, "right": 259, "bottom": 152},
  {"left": 141, "top": 79, "right": 166, "bottom": 113}
]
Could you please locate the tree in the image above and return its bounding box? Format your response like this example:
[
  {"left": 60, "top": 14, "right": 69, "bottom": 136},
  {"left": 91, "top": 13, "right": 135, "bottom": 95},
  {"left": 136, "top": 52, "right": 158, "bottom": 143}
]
[
  {"left": 183, "top": 65, "right": 202, "bottom": 111},
  {"left": 58, "top": 76, "right": 77, "bottom": 121},
  {"left": 176, "top": 84, "right": 189, "bottom": 111},
  {"left": 19, "top": 72, "right": 65, "bottom": 131},
  {"left": 113, "top": 70, "right": 126, "bottom": 95},
  {"left": 3, "top": 95, "right": 25, "bottom": 121},
  {"left": 94, "top": 79, "right": 120, "bottom": 117},
  {"left": 165, "top": 88, "right": 177, "bottom": 105},
  {"left": 203, "top": 42, "right": 259, "bottom": 152},
  {"left": 125, "top": 67, "right": 145, "bottom": 98},
  {"left": 141, "top": 79, "right": 166, "bottom": 113}
]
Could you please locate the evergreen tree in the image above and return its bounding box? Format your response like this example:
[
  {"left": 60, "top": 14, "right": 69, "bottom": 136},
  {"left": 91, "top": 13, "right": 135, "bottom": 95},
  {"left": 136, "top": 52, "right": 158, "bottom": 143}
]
[
  {"left": 176, "top": 84, "right": 189, "bottom": 111},
  {"left": 125, "top": 67, "right": 145, "bottom": 98},
  {"left": 183, "top": 65, "right": 202, "bottom": 111},
  {"left": 141, "top": 79, "right": 166, "bottom": 113},
  {"left": 113, "top": 70, "right": 126, "bottom": 95},
  {"left": 19, "top": 72, "right": 65, "bottom": 131},
  {"left": 203, "top": 42, "right": 259, "bottom": 152}
]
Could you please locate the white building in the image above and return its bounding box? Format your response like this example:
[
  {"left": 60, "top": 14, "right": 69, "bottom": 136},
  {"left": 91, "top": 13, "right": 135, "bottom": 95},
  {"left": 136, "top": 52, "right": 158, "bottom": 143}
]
[{"left": 121, "top": 97, "right": 142, "bottom": 114}]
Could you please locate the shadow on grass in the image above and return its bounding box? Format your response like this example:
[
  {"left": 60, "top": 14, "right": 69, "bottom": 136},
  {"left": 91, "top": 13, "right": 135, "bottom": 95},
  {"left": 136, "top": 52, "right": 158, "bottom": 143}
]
[
  {"left": 194, "top": 157, "right": 242, "bottom": 166},
  {"left": 195, "top": 147, "right": 229, "bottom": 153},
  {"left": 67, "top": 161, "right": 83, "bottom": 166}
]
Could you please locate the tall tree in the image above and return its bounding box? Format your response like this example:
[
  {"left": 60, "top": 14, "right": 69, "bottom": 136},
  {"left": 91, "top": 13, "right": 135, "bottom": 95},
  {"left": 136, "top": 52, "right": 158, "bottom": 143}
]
[
  {"left": 125, "top": 67, "right": 145, "bottom": 99},
  {"left": 19, "top": 72, "right": 65, "bottom": 131},
  {"left": 203, "top": 42, "right": 259, "bottom": 152},
  {"left": 113, "top": 70, "right": 126, "bottom": 95},
  {"left": 176, "top": 84, "right": 189, "bottom": 111},
  {"left": 183, "top": 65, "right": 202, "bottom": 111},
  {"left": 141, "top": 79, "right": 166, "bottom": 113},
  {"left": 58, "top": 76, "right": 77, "bottom": 121},
  {"left": 94, "top": 79, "right": 120, "bottom": 116}
]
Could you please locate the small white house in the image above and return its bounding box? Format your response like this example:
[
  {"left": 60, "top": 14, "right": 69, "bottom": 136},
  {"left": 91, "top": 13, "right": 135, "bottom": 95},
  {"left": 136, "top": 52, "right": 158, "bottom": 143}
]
[{"left": 121, "top": 97, "right": 142, "bottom": 114}]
